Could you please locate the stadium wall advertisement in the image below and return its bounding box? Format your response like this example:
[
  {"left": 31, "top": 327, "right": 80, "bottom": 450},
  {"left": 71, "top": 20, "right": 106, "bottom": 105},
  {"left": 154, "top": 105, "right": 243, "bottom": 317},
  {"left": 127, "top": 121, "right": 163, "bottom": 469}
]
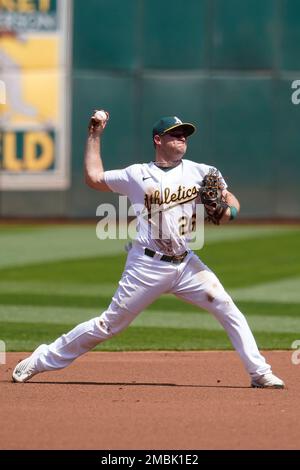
[{"left": 0, "top": 0, "right": 71, "bottom": 190}]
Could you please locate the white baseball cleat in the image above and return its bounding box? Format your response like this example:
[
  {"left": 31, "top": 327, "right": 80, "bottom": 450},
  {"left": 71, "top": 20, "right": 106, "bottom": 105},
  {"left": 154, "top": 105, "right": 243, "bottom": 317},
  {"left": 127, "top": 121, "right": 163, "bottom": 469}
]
[
  {"left": 251, "top": 372, "right": 285, "bottom": 389},
  {"left": 12, "top": 345, "right": 46, "bottom": 383}
]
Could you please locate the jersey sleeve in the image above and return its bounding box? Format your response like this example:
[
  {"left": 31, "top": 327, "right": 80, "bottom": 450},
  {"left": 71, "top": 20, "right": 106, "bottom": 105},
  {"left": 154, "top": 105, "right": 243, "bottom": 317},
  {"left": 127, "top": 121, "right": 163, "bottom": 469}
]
[{"left": 104, "top": 167, "right": 132, "bottom": 196}]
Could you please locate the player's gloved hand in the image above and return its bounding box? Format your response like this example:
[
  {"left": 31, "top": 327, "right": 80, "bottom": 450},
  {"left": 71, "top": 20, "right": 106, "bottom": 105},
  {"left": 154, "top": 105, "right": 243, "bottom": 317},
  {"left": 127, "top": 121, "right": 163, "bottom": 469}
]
[{"left": 199, "top": 169, "right": 229, "bottom": 225}]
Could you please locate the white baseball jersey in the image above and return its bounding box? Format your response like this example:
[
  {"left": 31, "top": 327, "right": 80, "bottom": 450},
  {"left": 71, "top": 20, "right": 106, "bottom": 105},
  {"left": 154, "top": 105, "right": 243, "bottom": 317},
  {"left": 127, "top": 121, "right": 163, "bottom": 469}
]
[{"left": 104, "top": 159, "right": 227, "bottom": 255}]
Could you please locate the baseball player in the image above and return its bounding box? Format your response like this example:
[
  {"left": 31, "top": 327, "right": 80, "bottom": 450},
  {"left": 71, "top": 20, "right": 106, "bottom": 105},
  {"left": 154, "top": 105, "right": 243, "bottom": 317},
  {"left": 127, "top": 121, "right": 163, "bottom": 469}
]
[{"left": 12, "top": 112, "right": 285, "bottom": 388}]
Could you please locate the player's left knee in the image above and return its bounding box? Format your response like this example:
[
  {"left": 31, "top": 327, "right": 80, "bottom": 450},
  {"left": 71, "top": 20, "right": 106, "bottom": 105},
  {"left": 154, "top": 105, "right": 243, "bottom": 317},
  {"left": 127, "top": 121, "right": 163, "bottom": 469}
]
[
  {"left": 209, "top": 291, "right": 234, "bottom": 311},
  {"left": 204, "top": 279, "right": 230, "bottom": 304}
]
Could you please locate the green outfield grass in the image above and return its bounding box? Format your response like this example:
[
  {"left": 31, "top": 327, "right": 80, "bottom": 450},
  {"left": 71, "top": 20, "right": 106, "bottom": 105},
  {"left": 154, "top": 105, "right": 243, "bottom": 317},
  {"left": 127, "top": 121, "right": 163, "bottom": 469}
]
[{"left": 1, "top": 223, "right": 299, "bottom": 351}]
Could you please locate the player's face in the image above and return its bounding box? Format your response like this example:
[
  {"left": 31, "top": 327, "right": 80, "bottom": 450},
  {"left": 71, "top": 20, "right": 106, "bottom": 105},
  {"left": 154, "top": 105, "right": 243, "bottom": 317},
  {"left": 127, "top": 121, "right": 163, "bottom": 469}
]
[{"left": 159, "top": 130, "right": 188, "bottom": 158}]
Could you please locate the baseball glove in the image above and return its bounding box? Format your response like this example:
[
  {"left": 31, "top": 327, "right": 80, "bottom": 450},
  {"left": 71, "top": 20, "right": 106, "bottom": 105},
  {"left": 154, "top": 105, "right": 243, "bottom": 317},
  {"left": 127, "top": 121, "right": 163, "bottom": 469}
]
[{"left": 199, "top": 168, "right": 229, "bottom": 225}]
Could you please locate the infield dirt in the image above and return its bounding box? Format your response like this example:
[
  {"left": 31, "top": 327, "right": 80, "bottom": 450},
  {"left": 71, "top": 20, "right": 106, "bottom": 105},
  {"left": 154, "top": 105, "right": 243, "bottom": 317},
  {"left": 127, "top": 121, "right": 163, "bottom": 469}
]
[{"left": 1, "top": 351, "right": 298, "bottom": 449}]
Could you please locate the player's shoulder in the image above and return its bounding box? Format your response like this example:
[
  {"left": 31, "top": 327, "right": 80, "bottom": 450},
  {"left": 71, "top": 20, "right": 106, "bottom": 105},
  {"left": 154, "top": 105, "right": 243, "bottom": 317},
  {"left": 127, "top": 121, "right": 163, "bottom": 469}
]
[
  {"left": 129, "top": 162, "right": 154, "bottom": 175},
  {"left": 125, "top": 163, "right": 142, "bottom": 170},
  {"left": 122, "top": 163, "right": 144, "bottom": 175},
  {"left": 184, "top": 159, "right": 217, "bottom": 174},
  {"left": 121, "top": 163, "right": 153, "bottom": 182}
]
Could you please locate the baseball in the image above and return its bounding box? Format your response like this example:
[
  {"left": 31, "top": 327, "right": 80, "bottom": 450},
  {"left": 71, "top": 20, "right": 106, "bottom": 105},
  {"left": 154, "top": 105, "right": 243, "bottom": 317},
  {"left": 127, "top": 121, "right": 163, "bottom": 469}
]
[{"left": 94, "top": 110, "right": 108, "bottom": 122}]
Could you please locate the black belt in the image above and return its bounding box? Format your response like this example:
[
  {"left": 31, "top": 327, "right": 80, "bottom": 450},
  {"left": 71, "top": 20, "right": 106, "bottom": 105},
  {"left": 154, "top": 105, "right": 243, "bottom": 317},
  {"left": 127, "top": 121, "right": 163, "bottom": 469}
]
[{"left": 144, "top": 248, "right": 188, "bottom": 264}]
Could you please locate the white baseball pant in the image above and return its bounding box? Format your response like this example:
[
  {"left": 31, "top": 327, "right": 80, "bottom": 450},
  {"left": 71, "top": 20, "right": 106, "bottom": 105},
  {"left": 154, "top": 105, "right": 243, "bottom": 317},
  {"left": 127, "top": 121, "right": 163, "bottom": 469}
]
[{"left": 34, "top": 244, "right": 271, "bottom": 378}]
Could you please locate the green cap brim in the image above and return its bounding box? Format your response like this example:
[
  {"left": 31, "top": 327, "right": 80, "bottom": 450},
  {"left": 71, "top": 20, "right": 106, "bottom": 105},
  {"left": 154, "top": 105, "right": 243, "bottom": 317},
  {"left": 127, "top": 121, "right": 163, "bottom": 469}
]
[{"left": 161, "top": 122, "right": 196, "bottom": 137}]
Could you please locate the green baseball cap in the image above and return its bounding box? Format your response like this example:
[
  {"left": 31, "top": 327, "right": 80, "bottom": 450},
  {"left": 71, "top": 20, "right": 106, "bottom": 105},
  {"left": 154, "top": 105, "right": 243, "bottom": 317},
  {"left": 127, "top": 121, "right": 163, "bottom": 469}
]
[{"left": 152, "top": 116, "right": 196, "bottom": 139}]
